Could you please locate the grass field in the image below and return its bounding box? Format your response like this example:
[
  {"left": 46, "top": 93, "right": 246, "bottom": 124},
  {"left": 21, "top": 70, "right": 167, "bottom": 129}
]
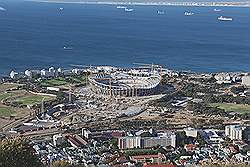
[
  {"left": 0, "top": 83, "right": 20, "bottom": 93},
  {"left": 0, "top": 104, "right": 30, "bottom": 118},
  {"left": 14, "top": 95, "right": 54, "bottom": 106},
  {"left": 210, "top": 103, "right": 250, "bottom": 114},
  {"left": 0, "top": 92, "right": 13, "bottom": 101},
  {"left": 0, "top": 83, "right": 55, "bottom": 118},
  {"left": 0, "top": 89, "right": 55, "bottom": 106},
  {"left": 41, "top": 77, "right": 68, "bottom": 87},
  {"left": 0, "top": 105, "right": 16, "bottom": 117},
  {"left": 40, "top": 76, "right": 86, "bottom": 87}
]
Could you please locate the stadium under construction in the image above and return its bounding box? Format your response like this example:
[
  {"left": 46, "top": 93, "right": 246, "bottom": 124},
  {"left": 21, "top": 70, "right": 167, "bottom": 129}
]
[{"left": 88, "top": 65, "right": 163, "bottom": 97}]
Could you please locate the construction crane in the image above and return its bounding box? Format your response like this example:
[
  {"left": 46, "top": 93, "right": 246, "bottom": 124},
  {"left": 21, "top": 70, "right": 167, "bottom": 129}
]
[
  {"left": 133, "top": 62, "right": 162, "bottom": 73},
  {"left": 70, "top": 64, "right": 93, "bottom": 68},
  {"left": 133, "top": 62, "right": 162, "bottom": 67},
  {"left": 69, "top": 84, "right": 72, "bottom": 104},
  {"left": 133, "top": 62, "right": 163, "bottom": 82},
  {"left": 70, "top": 64, "right": 95, "bottom": 86}
]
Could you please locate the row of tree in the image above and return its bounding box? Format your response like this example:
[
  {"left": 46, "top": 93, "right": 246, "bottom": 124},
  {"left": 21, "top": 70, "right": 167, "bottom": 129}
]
[{"left": 0, "top": 137, "right": 88, "bottom": 167}]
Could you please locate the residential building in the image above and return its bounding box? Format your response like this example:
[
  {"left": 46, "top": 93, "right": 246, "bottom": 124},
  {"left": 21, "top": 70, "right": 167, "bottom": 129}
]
[
  {"left": 225, "top": 125, "right": 243, "bottom": 140},
  {"left": 9, "top": 70, "right": 19, "bottom": 79},
  {"left": 118, "top": 136, "right": 141, "bottom": 149},
  {"left": 184, "top": 127, "right": 199, "bottom": 138},
  {"left": 202, "top": 129, "right": 224, "bottom": 145},
  {"left": 242, "top": 75, "right": 250, "bottom": 87},
  {"left": 118, "top": 132, "right": 176, "bottom": 149},
  {"left": 130, "top": 153, "right": 166, "bottom": 164},
  {"left": 24, "top": 70, "right": 32, "bottom": 78},
  {"left": 242, "top": 126, "right": 250, "bottom": 143},
  {"left": 53, "top": 134, "right": 64, "bottom": 146},
  {"left": 40, "top": 67, "right": 56, "bottom": 77}
]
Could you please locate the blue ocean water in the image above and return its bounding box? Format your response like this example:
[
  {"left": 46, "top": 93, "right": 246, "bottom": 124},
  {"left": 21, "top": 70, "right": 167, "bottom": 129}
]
[{"left": 0, "top": 0, "right": 250, "bottom": 75}]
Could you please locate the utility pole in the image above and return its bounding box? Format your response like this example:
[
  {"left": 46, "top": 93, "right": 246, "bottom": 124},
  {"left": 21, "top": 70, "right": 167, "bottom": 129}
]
[
  {"left": 41, "top": 97, "right": 45, "bottom": 118},
  {"left": 69, "top": 84, "right": 72, "bottom": 104}
]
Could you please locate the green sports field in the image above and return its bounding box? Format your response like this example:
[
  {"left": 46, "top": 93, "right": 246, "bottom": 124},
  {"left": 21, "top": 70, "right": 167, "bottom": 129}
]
[{"left": 210, "top": 103, "right": 250, "bottom": 114}]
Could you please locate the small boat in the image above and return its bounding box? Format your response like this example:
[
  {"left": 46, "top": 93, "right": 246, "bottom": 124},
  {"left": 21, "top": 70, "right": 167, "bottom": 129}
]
[
  {"left": 157, "top": 11, "right": 165, "bottom": 15},
  {"left": 0, "top": 7, "right": 6, "bottom": 11},
  {"left": 59, "top": 7, "right": 64, "bottom": 11},
  {"left": 63, "top": 46, "right": 73, "bottom": 50},
  {"left": 214, "top": 9, "right": 222, "bottom": 12},
  {"left": 124, "top": 8, "right": 134, "bottom": 12},
  {"left": 184, "top": 12, "right": 194, "bottom": 16},
  {"left": 117, "top": 6, "right": 126, "bottom": 9},
  {"left": 218, "top": 16, "right": 233, "bottom": 21}
]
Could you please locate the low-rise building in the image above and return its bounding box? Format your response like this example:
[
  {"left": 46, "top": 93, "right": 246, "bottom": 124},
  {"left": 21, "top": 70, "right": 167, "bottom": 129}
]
[
  {"left": 41, "top": 67, "right": 57, "bottom": 77},
  {"left": 130, "top": 153, "right": 166, "bottom": 164},
  {"left": 202, "top": 129, "right": 224, "bottom": 145},
  {"left": 53, "top": 134, "right": 64, "bottom": 146},
  {"left": 184, "top": 127, "right": 199, "bottom": 138}
]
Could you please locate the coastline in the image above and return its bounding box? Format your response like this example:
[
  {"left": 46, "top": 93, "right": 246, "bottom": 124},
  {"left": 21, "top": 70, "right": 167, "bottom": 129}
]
[{"left": 25, "top": 0, "right": 250, "bottom": 7}]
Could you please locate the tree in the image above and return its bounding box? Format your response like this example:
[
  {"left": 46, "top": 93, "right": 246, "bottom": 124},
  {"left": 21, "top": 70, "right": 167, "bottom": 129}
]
[
  {"left": 51, "top": 161, "right": 85, "bottom": 167},
  {"left": 176, "top": 131, "right": 187, "bottom": 147},
  {"left": 230, "top": 86, "right": 245, "bottom": 94},
  {"left": 0, "top": 137, "right": 42, "bottom": 167},
  {"left": 51, "top": 160, "right": 73, "bottom": 167},
  {"left": 196, "top": 133, "right": 206, "bottom": 146}
]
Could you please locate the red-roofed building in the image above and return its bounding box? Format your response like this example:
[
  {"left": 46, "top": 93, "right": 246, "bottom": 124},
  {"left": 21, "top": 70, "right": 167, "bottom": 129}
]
[
  {"left": 184, "top": 144, "right": 197, "bottom": 152},
  {"left": 112, "top": 131, "right": 125, "bottom": 138},
  {"left": 66, "top": 135, "right": 81, "bottom": 148},
  {"left": 228, "top": 144, "right": 239, "bottom": 154},
  {"left": 130, "top": 153, "right": 166, "bottom": 164}
]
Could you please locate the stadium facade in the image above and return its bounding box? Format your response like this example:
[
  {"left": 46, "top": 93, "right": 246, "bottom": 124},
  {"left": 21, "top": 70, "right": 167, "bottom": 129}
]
[{"left": 88, "top": 68, "right": 162, "bottom": 97}]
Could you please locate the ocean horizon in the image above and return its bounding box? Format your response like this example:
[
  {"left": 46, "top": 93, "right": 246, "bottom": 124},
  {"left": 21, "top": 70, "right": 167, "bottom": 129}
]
[{"left": 0, "top": 0, "right": 250, "bottom": 75}]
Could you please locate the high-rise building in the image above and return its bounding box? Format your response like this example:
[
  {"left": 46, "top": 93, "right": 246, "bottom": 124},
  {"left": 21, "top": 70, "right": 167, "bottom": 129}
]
[
  {"left": 242, "top": 75, "right": 250, "bottom": 87},
  {"left": 118, "top": 132, "right": 176, "bottom": 149},
  {"left": 24, "top": 70, "right": 32, "bottom": 78},
  {"left": 225, "top": 125, "right": 243, "bottom": 140},
  {"left": 9, "top": 70, "right": 19, "bottom": 79},
  {"left": 118, "top": 136, "right": 141, "bottom": 149}
]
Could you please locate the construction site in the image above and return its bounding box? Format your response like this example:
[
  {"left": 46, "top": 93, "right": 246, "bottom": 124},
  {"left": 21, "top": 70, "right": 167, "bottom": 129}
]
[{"left": 87, "top": 63, "right": 163, "bottom": 97}]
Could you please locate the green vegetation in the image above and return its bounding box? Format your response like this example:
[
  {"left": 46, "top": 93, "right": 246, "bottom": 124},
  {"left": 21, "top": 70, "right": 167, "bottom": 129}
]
[
  {"left": 0, "top": 89, "right": 55, "bottom": 107},
  {"left": 230, "top": 86, "right": 245, "bottom": 94},
  {"left": 51, "top": 160, "right": 86, "bottom": 167},
  {"left": 68, "top": 75, "right": 86, "bottom": 84},
  {"left": 51, "top": 161, "right": 73, "bottom": 167},
  {"left": 125, "top": 148, "right": 159, "bottom": 157},
  {"left": 108, "top": 138, "right": 119, "bottom": 151},
  {"left": 41, "top": 77, "right": 68, "bottom": 87},
  {"left": 0, "top": 92, "right": 13, "bottom": 101},
  {"left": 40, "top": 76, "right": 86, "bottom": 87},
  {"left": 14, "top": 95, "right": 54, "bottom": 106},
  {"left": 0, "top": 138, "right": 43, "bottom": 167},
  {"left": 0, "top": 106, "right": 16, "bottom": 117},
  {"left": 176, "top": 131, "right": 198, "bottom": 147},
  {"left": 210, "top": 103, "right": 250, "bottom": 114},
  {"left": 0, "top": 83, "right": 20, "bottom": 93},
  {"left": 0, "top": 84, "right": 55, "bottom": 118}
]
